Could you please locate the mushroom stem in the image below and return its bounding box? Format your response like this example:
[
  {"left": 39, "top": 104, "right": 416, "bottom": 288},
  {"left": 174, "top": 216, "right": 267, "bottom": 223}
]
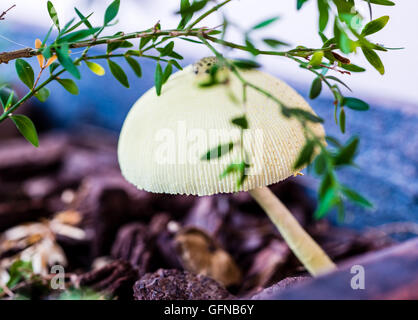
[{"left": 249, "top": 186, "right": 336, "bottom": 276}]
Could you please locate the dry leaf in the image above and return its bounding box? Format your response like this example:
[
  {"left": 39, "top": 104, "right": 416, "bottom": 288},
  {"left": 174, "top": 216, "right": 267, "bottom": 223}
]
[{"left": 174, "top": 227, "right": 241, "bottom": 287}]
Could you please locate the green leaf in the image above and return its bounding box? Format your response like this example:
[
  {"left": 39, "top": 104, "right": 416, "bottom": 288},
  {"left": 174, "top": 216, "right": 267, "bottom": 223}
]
[
  {"left": 262, "top": 38, "right": 289, "bottom": 48},
  {"left": 86, "top": 61, "right": 105, "bottom": 76},
  {"left": 318, "top": 0, "right": 329, "bottom": 32},
  {"left": 325, "top": 76, "right": 352, "bottom": 92},
  {"left": 314, "top": 152, "right": 326, "bottom": 175},
  {"left": 35, "top": 87, "right": 50, "bottom": 102},
  {"left": 341, "top": 63, "right": 366, "bottom": 72},
  {"left": 309, "top": 77, "right": 322, "bottom": 99},
  {"left": 251, "top": 17, "right": 279, "bottom": 30},
  {"left": 178, "top": 0, "right": 193, "bottom": 29},
  {"left": 47, "top": 1, "right": 60, "bottom": 31},
  {"left": 362, "top": 16, "right": 389, "bottom": 36},
  {"left": 139, "top": 37, "right": 152, "bottom": 50},
  {"left": 201, "top": 142, "right": 234, "bottom": 160},
  {"left": 57, "top": 78, "right": 79, "bottom": 95},
  {"left": 297, "top": 0, "right": 309, "bottom": 10},
  {"left": 339, "top": 108, "right": 346, "bottom": 133},
  {"left": 11, "top": 115, "right": 39, "bottom": 147},
  {"left": 315, "top": 188, "right": 337, "bottom": 219},
  {"left": 7, "top": 260, "right": 33, "bottom": 288},
  {"left": 342, "top": 97, "right": 369, "bottom": 111},
  {"left": 58, "top": 27, "right": 100, "bottom": 43},
  {"left": 125, "top": 57, "right": 142, "bottom": 78},
  {"left": 157, "top": 41, "right": 175, "bottom": 57},
  {"left": 0, "top": 86, "right": 18, "bottom": 109},
  {"left": 309, "top": 51, "right": 324, "bottom": 67},
  {"left": 231, "top": 116, "right": 249, "bottom": 129},
  {"left": 366, "top": 0, "right": 394, "bottom": 6},
  {"left": 325, "top": 135, "right": 342, "bottom": 148},
  {"left": 49, "top": 62, "right": 60, "bottom": 74},
  {"left": 169, "top": 59, "right": 183, "bottom": 70},
  {"left": 361, "top": 46, "right": 385, "bottom": 75},
  {"left": 107, "top": 40, "right": 133, "bottom": 53},
  {"left": 232, "top": 59, "right": 261, "bottom": 70},
  {"left": 104, "top": 0, "right": 120, "bottom": 25},
  {"left": 64, "top": 12, "right": 94, "bottom": 34},
  {"left": 108, "top": 60, "right": 129, "bottom": 88},
  {"left": 341, "top": 186, "right": 373, "bottom": 208},
  {"left": 15, "top": 59, "right": 34, "bottom": 89},
  {"left": 155, "top": 62, "right": 163, "bottom": 96},
  {"left": 245, "top": 37, "right": 258, "bottom": 56},
  {"left": 162, "top": 63, "right": 173, "bottom": 84},
  {"left": 56, "top": 44, "right": 81, "bottom": 79},
  {"left": 294, "top": 140, "right": 315, "bottom": 169},
  {"left": 178, "top": 0, "right": 208, "bottom": 16},
  {"left": 286, "top": 108, "right": 323, "bottom": 123},
  {"left": 75, "top": 7, "right": 93, "bottom": 29},
  {"left": 220, "top": 161, "right": 249, "bottom": 188},
  {"left": 334, "top": 136, "right": 359, "bottom": 166}
]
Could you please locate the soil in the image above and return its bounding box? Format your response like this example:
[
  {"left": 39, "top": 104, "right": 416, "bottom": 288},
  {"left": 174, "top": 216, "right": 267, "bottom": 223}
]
[{"left": 0, "top": 131, "right": 393, "bottom": 300}]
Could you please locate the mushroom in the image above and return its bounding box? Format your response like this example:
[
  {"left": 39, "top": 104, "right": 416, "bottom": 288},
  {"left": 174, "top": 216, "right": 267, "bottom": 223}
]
[{"left": 118, "top": 57, "right": 336, "bottom": 276}]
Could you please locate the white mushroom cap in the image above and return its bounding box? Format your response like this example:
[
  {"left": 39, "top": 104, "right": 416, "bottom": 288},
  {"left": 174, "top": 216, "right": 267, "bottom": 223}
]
[{"left": 118, "top": 58, "right": 325, "bottom": 196}]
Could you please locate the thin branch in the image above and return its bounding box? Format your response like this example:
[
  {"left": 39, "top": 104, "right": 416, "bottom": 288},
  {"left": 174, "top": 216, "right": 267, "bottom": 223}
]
[
  {"left": 187, "top": 0, "right": 233, "bottom": 30},
  {"left": 0, "top": 4, "right": 16, "bottom": 20}
]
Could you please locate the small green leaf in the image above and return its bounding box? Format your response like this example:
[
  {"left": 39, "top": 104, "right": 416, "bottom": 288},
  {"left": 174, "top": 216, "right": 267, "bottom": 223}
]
[
  {"left": 361, "top": 16, "right": 389, "bottom": 36},
  {"left": 318, "top": 0, "right": 329, "bottom": 32},
  {"left": 309, "top": 77, "right": 322, "bottom": 99},
  {"left": 125, "top": 57, "right": 142, "bottom": 78},
  {"left": 309, "top": 51, "right": 324, "bottom": 67},
  {"left": 58, "top": 27, "right": 100, "bottom": 43},
  {"left": 339, "top": 108, "right": 346, "bottom": 133},
  {"left": 325, "top": 76, "right": 352, "bottom": 92},
  {"left": 155, "top": 62, "right": 163, "bottom": 96},
  {"left": 139, "top": 37, "right": 152, "bottom": 50},
  {"left": 35, "top": 87, "right": 50, "bottom": 102},
  {"left": 15, "top": 59, "right": 34, "bottom": 89},
  {"left": 86, "top": 61, "right": 105, "bottom": 76},
  {"left": 57, "top": 78, "right": 79, "bottom": 95},
  {"left": 108, "top": 60, "right": 129, "bottom": 88},
  {"left": 361, "top": 46, "right": 385, "bottom": 75},
  {"left": 315, "top": 188, "right": 337, "bottom": 219},
  {"left": 251, "top": 17, "right": 279, "bottom": 30},
  {"left": 314, "top": 152, "right": 326, "bottom": 175},
  {"left": 294, "top": 140, "right": 315, "bottom": 169},
  {"left": 232, "top": 59, "right": 261, "bottom": 70},
  {"left": 107, "top": 40, "right": 133, "bottom": 53},
  {"left": 104, "top": 0, "right": 120, "bottom": 25},
  {"left": 342, "top": 97, "right": 370, "bottom": 111},
  {"left": 47, "top": 1, "right": 60, "bottom": 31},
  {"left": 341, "top": 186, "right": 373, "bottom": 208},
  {"left": 11, "top": 115, "right": 39, "bottom": 147},
  {"left": 0, "top": 86, "right": 18, "bottom": 109},
  {"left": 3, "top": 90, "right": 15, "bottom": 111},
  {"left": 286, "top": 108, "right": 324, "bottom": 123},
  {"left": 231, "top": 116, "right": 249, "bottom": 129},
  {"left": 341, "top": 64, "right": 366, "bottom": 72},
  {"left": 162, "top": 63, "right": 173, "bottom": 84},
  {"left": 245, "top": 37, "right": 258, "bottom": 56},
  {"left": 56, "top": 44, "right": 81, "bottom": 79},
  {"left": 178, "top": 0, "right": 193, "bottom": 29},
  {"left": 157, "top": 41, "right": 175, "bottom": 57},
  {"left": 262, "top": 38, "right": 289, "bottom": 48},
  {"left": 75, "top": 7, "right": 93, "bottom": 29},
  {"left": 297, "top": 0, "right": 309, "bottom": 10},
  {"left": 366, "top": 0, "right": 394, "bottom": 6},
  {"left": 201, "top": 142, "right": 234, "bottom": 160},
  {"left": 334, "top": 136, "right": 359, "bottom": 166}
]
